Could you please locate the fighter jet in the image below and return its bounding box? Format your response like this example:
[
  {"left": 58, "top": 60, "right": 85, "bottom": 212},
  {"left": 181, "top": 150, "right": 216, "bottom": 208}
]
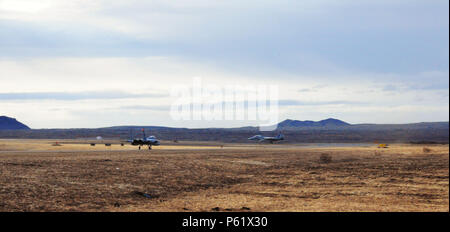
[
  {"left": 248, "top": 133, "right": 284, "bottom": 144},
  {"left": 128, "top": 128, "right": 160, "bottom": 150}
]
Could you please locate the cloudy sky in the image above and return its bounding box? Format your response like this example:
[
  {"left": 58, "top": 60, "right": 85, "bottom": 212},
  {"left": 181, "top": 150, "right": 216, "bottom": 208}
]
[{"left": 0, "top": 0, "right": 448, "bottom": 129}]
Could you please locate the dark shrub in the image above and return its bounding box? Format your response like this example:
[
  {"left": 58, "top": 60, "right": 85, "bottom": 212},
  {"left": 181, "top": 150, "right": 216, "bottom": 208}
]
[{"left": 319, "top": 153, "right": 332, "bottom": 163}]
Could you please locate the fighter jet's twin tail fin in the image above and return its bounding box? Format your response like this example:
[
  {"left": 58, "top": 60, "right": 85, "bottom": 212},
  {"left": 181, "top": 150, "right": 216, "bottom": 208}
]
[{"left": 142, "top": 128, "right": 146, "bottom": 140}]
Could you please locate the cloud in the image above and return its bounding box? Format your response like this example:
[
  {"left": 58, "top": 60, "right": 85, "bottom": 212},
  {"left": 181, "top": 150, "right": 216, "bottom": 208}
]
[
  {"left": 1, "top": 0, "right": 448, "bottom": 75},
  {"left": 376, "top": 71, "right": 450, "bottom": 93},
  {"left": 119, "top": 105, "right": 170, "bottom": 111},
  {"left": 0, "top": 91, "right": 168, "bottom": 100},
  {"left": 279, "top": 99, "right": 365, "bottom": 106},
  {"left": 382, "top": 84, "right": 398, "bottom": 92},
  {"left": 298, "top": 84, "right": 329, "bottom": 93},
  {"left": 116, "top": 99, "right": 365, "bottom": 112}
]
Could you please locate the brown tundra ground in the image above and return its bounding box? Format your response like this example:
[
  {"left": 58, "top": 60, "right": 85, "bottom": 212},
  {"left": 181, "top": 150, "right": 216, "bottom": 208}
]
[{"left": 0, "top": 140, "right": 448, "bottom": 212}]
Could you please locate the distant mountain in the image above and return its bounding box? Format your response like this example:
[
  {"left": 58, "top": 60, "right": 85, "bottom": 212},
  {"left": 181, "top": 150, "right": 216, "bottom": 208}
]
[
  {"left": 277, "top": 118, "right": 350, "bottom": 128},
  {"left": 0, "top": 118, "right": 448, "bottom": 143},
  {"left": 0, "top": 116, "right": 30, "bottom": 130}
]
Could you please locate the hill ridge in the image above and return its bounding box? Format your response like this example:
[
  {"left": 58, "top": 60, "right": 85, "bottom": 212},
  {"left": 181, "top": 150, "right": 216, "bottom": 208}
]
[
  {"left": 0, "top": 116, "right": 30, "bottom": 130},
  {"left": 277, "top": 118, "right": 350, "bottom": 128}
]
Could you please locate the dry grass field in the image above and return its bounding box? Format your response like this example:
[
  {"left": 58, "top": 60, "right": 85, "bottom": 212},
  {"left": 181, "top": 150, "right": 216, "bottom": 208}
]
[{"left": 0, "top": 140, "right": 448, "bottom": 212}]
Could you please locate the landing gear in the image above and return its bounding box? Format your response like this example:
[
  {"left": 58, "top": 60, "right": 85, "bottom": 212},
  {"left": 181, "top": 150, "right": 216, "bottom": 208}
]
[{"left": 138, "top": 145, "right": 152, "bottom": 150}]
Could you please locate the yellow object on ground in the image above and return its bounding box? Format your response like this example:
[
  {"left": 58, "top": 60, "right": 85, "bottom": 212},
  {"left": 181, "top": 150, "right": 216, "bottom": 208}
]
[{"left": 378, "top": 144, "right": 389, "bottom": 148}]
